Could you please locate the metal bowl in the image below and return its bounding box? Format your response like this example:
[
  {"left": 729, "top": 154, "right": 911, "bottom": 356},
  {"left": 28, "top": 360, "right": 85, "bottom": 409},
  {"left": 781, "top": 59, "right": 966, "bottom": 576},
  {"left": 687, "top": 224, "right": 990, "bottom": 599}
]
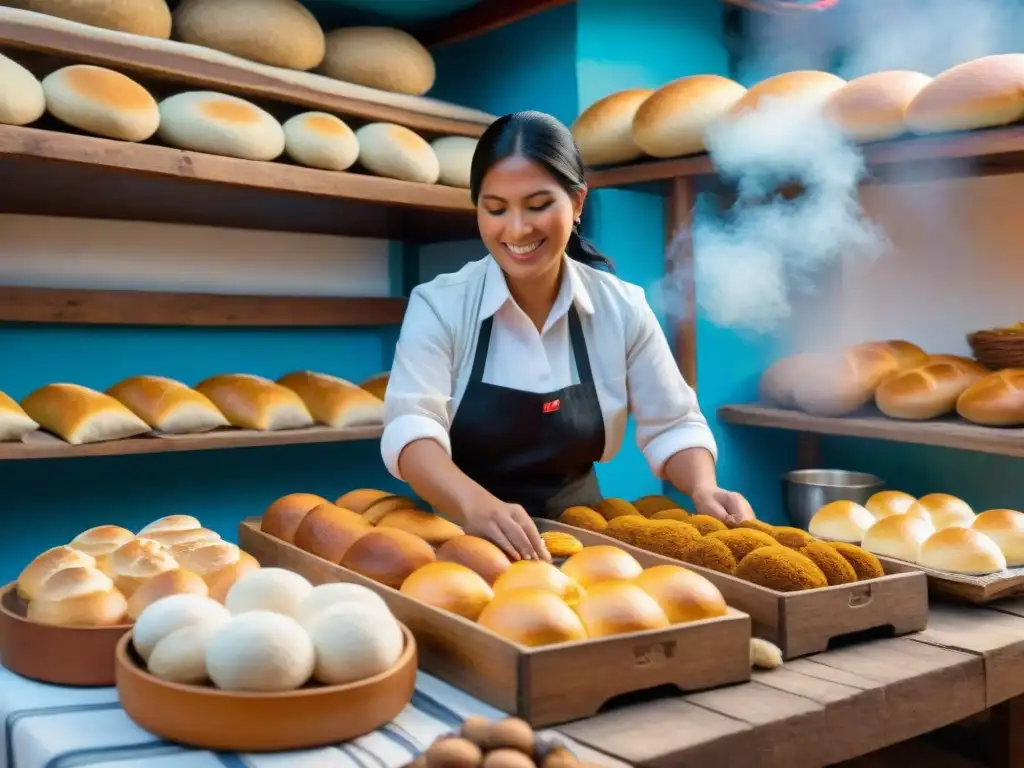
[{"left": 782, "top": 469, "right": 883, "bottom": 531}]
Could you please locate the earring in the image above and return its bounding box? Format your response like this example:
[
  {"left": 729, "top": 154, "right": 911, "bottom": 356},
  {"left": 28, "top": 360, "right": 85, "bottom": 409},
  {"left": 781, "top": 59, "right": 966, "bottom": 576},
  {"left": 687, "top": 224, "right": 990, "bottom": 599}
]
[{"left": 573, "top": 218, "right": 581, "bottom": 228}]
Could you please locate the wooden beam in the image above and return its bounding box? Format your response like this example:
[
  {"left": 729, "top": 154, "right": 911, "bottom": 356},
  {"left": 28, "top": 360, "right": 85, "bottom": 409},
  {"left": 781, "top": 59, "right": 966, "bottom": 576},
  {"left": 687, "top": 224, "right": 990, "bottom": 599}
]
[
  {"left": 418, "top": 0, "right": 576, "bottom": 47},
  {"left": 665, "top": 177, "right": 698, "bottom": 390}
]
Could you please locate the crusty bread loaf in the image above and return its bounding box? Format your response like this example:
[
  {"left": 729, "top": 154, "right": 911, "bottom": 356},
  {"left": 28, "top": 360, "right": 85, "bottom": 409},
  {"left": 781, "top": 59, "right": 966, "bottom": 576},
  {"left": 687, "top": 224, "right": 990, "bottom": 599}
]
[
  {"left": 107, "top": 375, "right": 228, "bottom": 434},
  {"left": 261, "top": 492, "right": 329, "bottom": 543},
  {"left": 729, "top": 70, "right": 846, "bottom": 117},
  {"left": 276, "top": 371, "right": 384, "bottom": 429},
  {"left": 282, "top": 112, "right": 359, "bottom": 171},
  {"left": 173, "top": 0, "right": 324, "bottom": 71},
  {"left": 340, "top": 528, "right": 436, "bottom": 589},
  {"left": 956, "top": 369, "right": 1024, "bottom": 426},
  {"left": 355, "top": 123, "right": 439, "bottom": 184},
  {"left": 107, "top": 538, "right": 179, "bottom": 598},
  {"left": 174, "top": 542, "right": 260, "bottom": 602},
  {"left": 875, "top": 358, "right": 988, "bottom": 420},
  {"left": 42, "top": 65, "right": 160, "bottom": 141},
  {"left": 823, "top": 71, "right": 931, "bottom": 142},
  {"left": 0, "top": 52, "right": 45, "bottom": 126},
  {"left": 905, "top": 54, "right": 1024, "bottom": 134},
  {"left": 126, "top": 567, "right": 208, "bottom": 619},
  {"left": 322, "top": 27, "right": 435, "bottom": 96},
  {"left": 431, "top": 136, "right": 476, "bottom": 189},
  {"left": 26, "top": 566, "right": 128, "bottom": 627},
  {"left": 195, "top": 373, "right": 314, "bottom": 431},
  {"left": 69, "top": 525, "right": 135, "bottom": 573},
  {"left": 571, "top": 89, "right": 654, "bottom": 166},
  {"left": 631, "top": 75, "right": 747, "bottom": 158},
  {"left": 293, "top": 502, "right": 372, "bottom": 563},
  {"left": 918, "top": 526, "right": 1006, "bottom": 575},
  {"left": 139, "top": 527, "right": 221, "bottom": 549},
  {"left": 790, "top": 347, "right": 898, "bottom": 417},
  {"left": 20, "top": 383, "right": 151, "bottom": 445},
  {"left": 16, "top": 0, "right": 171, "bottom": 38},
  {"left": 758, "top": 354, "right": 819, "bottom": 409},
  {"left": 849, "top": 339, "right": 927, "bottom": 370},
  {"left": 376, "top": 508, "right": 464, "bottom": 547},
  {"left": 17, "top": 545, "right": 96, "bottom": 601},
  {"left": 359, "top": 372, "right": 389, "bottom": 400},
  {"left": 157, "top": 92, "right": 285, "bottom": 162},
  {"left": 435, "top": 535, "right": 510, "bottom": 585},
  {"left": 477, "top": 587, "right": 586, "bottom": 646},
  {"left": 0, "top": 390, "right": 38, "bottom": 441},
  {"left": 138, "top": 515, "right": 201, "bottom": 536},
  {"left": 926, "top": 354, "right": 989, "bottom": 373},
  {"left": 335, "top": 490, "right": 418, "bottom": 524},
  {"left": 809, "top": 500, "right": 875, "bottom": 543}
]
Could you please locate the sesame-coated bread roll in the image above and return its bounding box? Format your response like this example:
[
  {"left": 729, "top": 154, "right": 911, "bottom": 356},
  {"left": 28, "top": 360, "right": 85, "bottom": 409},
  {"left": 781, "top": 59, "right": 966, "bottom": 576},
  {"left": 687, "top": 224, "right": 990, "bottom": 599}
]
[
  {"left": 823, "top": 71, "right": 932, "bottom": 142},
  {"left": 281, "top": 113, "right": 359, "bottom": 172},
  {"left": 107, "top": 375, "right": 228, "bottom": 434},
  {"left": 17, "top": 0, "right": 172, "bottom": 38},
  {"left": 42, "top": 65, "right": 160, "bottom": 142},
  {"left": 355, "top": 123, "right": 439, "bottom": 184},
  {"left": 157, "top": 92, "right": 286, "bottom": 162},
  {"left": 195, "top": 373, "right": 313, "bottom": 431},
  {"left": 0, "top": 390, "right": 38, "bottom": 442},
  {"left": 20, "top": 383, "right": 151, "bottom": 445},
  {"left": 276, "top": 371, "right": 383, "bottom": 429},
  {"left": 631, "top": 75, "right": 747, "bottom": 158},
  {"left": 322, "top": 27, "right": 435, "bottom": 96},
  {"left": 571, "top": 88, "right": 653, "bottom": 166},
  {"left": 956, "top": 369, "right": 1024, "bottom": 427},
  {"left": 0, "top": 52, "right": 45, "bottom": 127},
  {"left": 905, "top": 54, "right": 1024, "bottom": 134}
]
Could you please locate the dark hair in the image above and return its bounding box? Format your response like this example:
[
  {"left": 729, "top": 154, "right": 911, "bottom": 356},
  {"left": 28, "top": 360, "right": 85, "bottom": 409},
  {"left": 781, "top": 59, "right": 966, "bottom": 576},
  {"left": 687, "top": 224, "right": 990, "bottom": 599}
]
[{"left": 469, "top": 111, "right": 614, "bottom": 272}]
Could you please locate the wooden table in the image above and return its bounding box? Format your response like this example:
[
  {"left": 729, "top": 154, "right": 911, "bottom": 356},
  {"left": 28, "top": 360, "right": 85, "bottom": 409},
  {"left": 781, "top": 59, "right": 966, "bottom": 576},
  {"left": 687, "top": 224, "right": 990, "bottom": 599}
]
[{"left": 559, "top": 601, "right": 1024, "bottom": 768}]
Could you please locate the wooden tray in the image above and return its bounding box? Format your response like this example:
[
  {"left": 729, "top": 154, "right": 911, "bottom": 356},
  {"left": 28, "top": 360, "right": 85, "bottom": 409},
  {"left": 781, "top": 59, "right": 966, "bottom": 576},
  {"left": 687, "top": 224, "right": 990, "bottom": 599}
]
[
  {"left": 239, "top": 518, "right": 752, "bottom": 728},
  {"left": 535, "top": 521, "right": 930, "bottom": 660},
  {"left": 0, "top": 582, "right": 131, "bottom": 686},
  {"left": 875, "top": 556, "right": 1024, "bottom": 604},
  {"left": 116, "top": 624, "right": 417, "bottom": 752}
]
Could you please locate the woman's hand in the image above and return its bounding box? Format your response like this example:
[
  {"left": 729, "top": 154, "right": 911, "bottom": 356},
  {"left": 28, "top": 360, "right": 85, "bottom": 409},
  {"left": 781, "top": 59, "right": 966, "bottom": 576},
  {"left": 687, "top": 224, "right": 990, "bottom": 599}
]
[
  {"left": 691, "top": 485, "right": 755, "bottom": 526},
  {"left": 462, "top": 497, "right": 550, "bottom": 562}
]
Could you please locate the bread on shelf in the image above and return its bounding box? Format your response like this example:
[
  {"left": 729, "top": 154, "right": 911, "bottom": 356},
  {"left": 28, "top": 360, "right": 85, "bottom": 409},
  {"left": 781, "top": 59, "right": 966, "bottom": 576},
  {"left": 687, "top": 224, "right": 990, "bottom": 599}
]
[
  {"left": 281, "top": 112, "right": 359, "bottom": 172},
  {"left": 26, "top": 565, "right": 128, "bottom": 627},
  {"left": 912, "top": 493, "right": 975, "bottom": 530},
  {"left": 865, "top": 490, "right": 917, "bottom": 519},
  {"left": 20, "top": 383, "right": 151, "bottom": 444},
  {"left": 631, "top": 75, "right": 747, "bottom": 158},
  {"left": 322, "top": 27, "right": 435, "bottom": 96},
  {"left": 107, "top": 375, "right": 229, "bottom": 434},
  {"left": 0, "top": 52, "right": 45, "bottom": 127},
  {"left": 728, "top": 70, "right": 846, "bottom": 117},
  {"left": 758, "top": 354, "right": 820, "bottom": 409},
  {"left": 431, "top": 136, "right": 476, "bottom": 189},
  {"left": 17, "top": 544, "right": 97, "bottom": 601},
  {"left": 42, "top": 65, "right": 160, "bottom": 142},
  {"left": 0, "top": 390, "right": 39, "bottom": 442},
  {"left": 359, "top": 372, "right": 389, "bottom": 400},
  {"left": 823, "top": 70, "right": 932, "bottom": 142},
  {"left": 293, "top": 502, "right": 372, "bottom": 563},
  {"left": 789, "top": 350, "right": 890, "bottom": 417},
  {"left": 956, "top": 369, "right": 1024, "bottom": 426},
  {"left": 376, "top": 508, "right": 463, "bottom": 547},
  {"left": 849, "top": 339, "right": 928, "bottom": 371},
  {"left": 808, "top": 500, "right": 875, "bottom": 543},
  {"left": 861, "top": 513, "right": 935, "bottom": 562},
  {"left": 905, "top": 53, "right": 1024, "bottom": 134},
  {"left": 354, "top": 123, "right": 440, "bottom": 184},
  {"left": 157, "top": 91, "right": 286, "bottom": 162},
  {"left": 277, "top": 371, "right": 384, "bottom": 429},
  {"left": 918, "top": 526, "right": 1006, "bottom": 575},
  {"left": 973, "top": 509, "right": 1024, "bottom": 567},
  {"left": 261, "top": 492, "right": 329, "bottom": 543},
  {"left": 195, "top": 373, "right": 314, "bottom": 431},
  {"left": 19, "top": 0, "right": 173, "bottom": 38},
  {"left": 875, "top": 358, "right": 987, "bottom": 420},
  {"left": 571, "top": 89, "right": 654, "bottom": 166}
]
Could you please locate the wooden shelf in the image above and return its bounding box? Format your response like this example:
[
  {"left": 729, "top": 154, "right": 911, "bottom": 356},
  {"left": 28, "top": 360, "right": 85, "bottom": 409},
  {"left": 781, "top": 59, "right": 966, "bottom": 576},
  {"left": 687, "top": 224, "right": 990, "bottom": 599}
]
[
  {"left": 0, "top": 425, "right": 384, "bottom": 461},
  {"left": 415, "top": 0, "right": 576, "bottom": 46},
  {"left": 0, "top": 125, "right": 478, "bottom": 241},
  {"left": 718, "top": 403, "right": 1024, "bottom": 459}
]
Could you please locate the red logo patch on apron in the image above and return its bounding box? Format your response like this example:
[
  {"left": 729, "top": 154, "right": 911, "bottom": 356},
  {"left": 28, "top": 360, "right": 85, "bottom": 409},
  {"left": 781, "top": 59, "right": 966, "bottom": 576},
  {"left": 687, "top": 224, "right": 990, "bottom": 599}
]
[{"left": 542, "top": 399, "right": 561, "bottom": 414}]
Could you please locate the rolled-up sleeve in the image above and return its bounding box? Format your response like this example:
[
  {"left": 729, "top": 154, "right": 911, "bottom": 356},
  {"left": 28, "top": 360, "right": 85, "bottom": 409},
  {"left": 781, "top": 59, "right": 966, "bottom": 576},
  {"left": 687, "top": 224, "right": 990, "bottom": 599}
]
[
  {"left": 626, "top": 289, "right": 718, "bottom": 478},
  {"left": 381, "top": 288, "right": 455, "bottom": 480}
]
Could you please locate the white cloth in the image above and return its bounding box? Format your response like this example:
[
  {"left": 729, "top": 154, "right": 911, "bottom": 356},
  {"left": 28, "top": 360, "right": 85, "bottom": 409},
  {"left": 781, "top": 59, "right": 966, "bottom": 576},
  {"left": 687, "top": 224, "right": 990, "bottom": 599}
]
[{"left": 382, "top": 255, "right": 717, "bottom": 482}]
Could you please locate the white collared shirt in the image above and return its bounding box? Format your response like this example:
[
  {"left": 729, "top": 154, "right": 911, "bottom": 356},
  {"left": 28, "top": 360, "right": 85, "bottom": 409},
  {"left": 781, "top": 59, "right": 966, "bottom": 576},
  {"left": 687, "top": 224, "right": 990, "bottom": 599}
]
[{"left": 381, "top": 255, "right": 717, "bottom": 482}]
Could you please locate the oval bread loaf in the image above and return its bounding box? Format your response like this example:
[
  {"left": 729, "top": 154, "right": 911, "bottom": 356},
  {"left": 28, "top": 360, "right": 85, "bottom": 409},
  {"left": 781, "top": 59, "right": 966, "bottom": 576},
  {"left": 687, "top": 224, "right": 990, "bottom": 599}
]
[
  {"left": 157, "top": 92, "right": 285, "bottom": 161},
  {"left": 632, "top": 75, "right": 747, "bottom": 158},
  {"left": 355, "top": 123, "right": 439, "bottom": 184},
  {"left": 572, "top": 88, "right": 653, "bottom": 166},
  {"left": 282, "top": 112, "right": 359, "bottom": 171},
  {"left": 956, "top": 368, "right": 1024, "bottom": 426},
  {"left": 729, "top": 70, "right": 846, "bottom": 117},
  {"left": 0, "top": 52, "right": 45, "bottom": 127},
  {"left": 42, "top": 65, "right": 160, "bottom": 142},
  {"left": 195, "top": 373, "right": 313, "bottom": 431},
  {"left": 21, "top": 383, "right": 151, "bottom": 445},
  {"left": 905, "top": 54, "right": 1024, "bottom": 134},
  {"left": 824, "top": 70, "right": 932, "bottom": 142},
  {"left": 0, "top": 390, "right": 38, "bottom": 442},
  {"left": 106, "top": 375, "right": 228, "bottom": 434},
  {"left": 322, "top": 27, "right": 435, "bottom": 96},
  {"left": 17, "top": 0, "right": 172, "bottom": 39},
  {"left": 431, "top": 136, "right": 477, "bottom": 188}
]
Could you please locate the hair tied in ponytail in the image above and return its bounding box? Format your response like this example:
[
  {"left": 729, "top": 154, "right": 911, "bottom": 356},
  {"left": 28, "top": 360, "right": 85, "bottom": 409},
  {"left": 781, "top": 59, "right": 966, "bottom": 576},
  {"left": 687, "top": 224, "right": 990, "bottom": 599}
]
[{"left": 567, "top": 227, "right": 615, "bottom": 273}]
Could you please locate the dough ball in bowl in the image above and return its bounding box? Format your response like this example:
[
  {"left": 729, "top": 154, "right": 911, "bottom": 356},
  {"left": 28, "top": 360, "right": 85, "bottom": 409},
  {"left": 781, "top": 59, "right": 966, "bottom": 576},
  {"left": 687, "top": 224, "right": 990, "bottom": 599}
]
[
  {"left": 224, "top": 568, "right": 312, "bottom": 618},
  {"left": 206, "top": 611, "right": 315, "bottom": 692},
  {"left": 147, "top": 622, "right": 219, "bottom": 684},
  {"left": 296, "top": 582, "right": 391, "bottom": 630},
  {"left": 132, "top": 593, "right": 230, "bottom": 662},
  {"left": 306, "top": 603, "right": 403, "bottom": 685}
]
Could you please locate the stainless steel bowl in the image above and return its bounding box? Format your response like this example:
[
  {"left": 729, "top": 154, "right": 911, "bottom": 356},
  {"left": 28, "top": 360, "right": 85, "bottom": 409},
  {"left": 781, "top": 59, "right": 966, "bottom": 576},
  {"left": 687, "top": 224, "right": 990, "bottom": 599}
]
[{"left": 781, "top": 469, "right": 883, "bottom": 531}]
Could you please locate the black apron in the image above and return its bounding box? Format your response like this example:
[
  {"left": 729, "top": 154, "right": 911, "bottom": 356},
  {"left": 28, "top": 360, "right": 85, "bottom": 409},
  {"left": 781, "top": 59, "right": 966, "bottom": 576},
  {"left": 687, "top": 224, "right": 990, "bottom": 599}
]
[{"left": 449, "top": 304, "right": 606, "bottom": 519}]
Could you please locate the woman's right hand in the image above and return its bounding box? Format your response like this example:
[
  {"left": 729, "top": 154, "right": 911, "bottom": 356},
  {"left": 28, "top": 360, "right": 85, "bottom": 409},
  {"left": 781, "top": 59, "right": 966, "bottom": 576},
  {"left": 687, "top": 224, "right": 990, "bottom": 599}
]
[{"left": 462, "top": 497, "right": 550, "bottom": 562}]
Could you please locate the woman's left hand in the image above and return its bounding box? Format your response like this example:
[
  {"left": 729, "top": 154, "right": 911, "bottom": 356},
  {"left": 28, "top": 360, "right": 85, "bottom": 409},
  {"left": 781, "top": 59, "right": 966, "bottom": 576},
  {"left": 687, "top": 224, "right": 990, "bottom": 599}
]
[{"left": 691, "top": 485, "right": 755, "bottom": 525}]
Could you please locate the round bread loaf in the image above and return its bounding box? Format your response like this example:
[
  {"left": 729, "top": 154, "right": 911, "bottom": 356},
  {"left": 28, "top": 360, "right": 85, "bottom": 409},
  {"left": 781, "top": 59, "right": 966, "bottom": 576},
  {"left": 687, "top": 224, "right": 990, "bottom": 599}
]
[
  {"left": 791, "top": 347, "right": 896, "bottom": 417},
  {"left": 571, "top": 88, "right": 653, "bottom": 166},
  {"left": 261, "top": 492, "right": 329, "bottom": 543},
  {"left": 956, "top": 369, "right": 1024, "bottom": 426},
  {"left": 574, "top": 581, "right": 670, "bottom": 637},
  {"left": 974, "top": 509, "right": 1024, "bottom": 567},
  {"left": 69, "top": 525, "right": 136, "bottom": 573},
  {"left": 19, "top": 0, "right": 172, "bottom": 38},
  {"left": 431, "top": 136, "right": 477, "bottom": 188},
  {"left": 17, "top": 545, "right": 96, "bottom": 601},
  {"left": 729, "top": 70, "right": 846, "bottom": 117},
  {"left": 355, "top": 123, "right": 439, "bottom": 184},
  {"left": 865, "top": 490, "right": 917, "bottom": 519},
  {"left": 559, "top": 546, "right": 643, "bottom": 589},
  {"left": 292, "top": 502, "right": 371, "bottom": 563},
  {"left": 435, "top": 535, "right": 510, "bottom": 585},
  {"left": 157, "top": 92, "right": 285, "bottom": 161},
  {"left": 824, "top": 71, "right": 931, "bottom": 142},
  {"left": 905, "top": 54, "right": 1024, "bottom": 134},
  {"left": 0, "top": 53, "right": 45, "bottom": 127},
  {"left": 918, "top": 526, "right": 1006, "bottom": 575},
  {"left": 632, "top": 564, "right": 727, "bottom": 624},
  {"left": 127, "top": 568, "right": 208, "bottom": 620},
  {"left": 809, "top": 500, "right": 875, "bottom": 543},
  {"left": 340, "top": 528, "right": 437, "bottom": 589},
  {"left": 914, "top": 493, "right": 974, "bottom": 530},
  {"left": 26, "top": 566, "right": 128, "bottom": 627},
  {"left": 631, "top": 75, "right": 747, "bottom": 158},
  {"left": 42, "top": 65, "right": 160, "bottom": 142},
  {"left": 861, "top": 513, "right": 935, "bottom": 563},
  {"left": 492, "top": 560, "right": 583, "bottom": 606},
  {"left": 335, "top": 488, "right": 393, "bottom": 514},
  {"left": 876, "top": 358, "right": 987, "bottom": 420},
  {"left": 282, "top": 112, "right": 359, "bottom": 171},
  {"left": 477, "top": 587, "right": 587, "bottom": 647},
  {"left": 399, "top": 561, "right": 494, "bottom": 620},
  {"left": 322, "top": 27, "right": 435, "bottom": 96},
  {"left": 173, "top": 0, "right": 324, "bottom": 71},
  {"left": 376, "top": 508, "right": 463, "bottom": 547}
]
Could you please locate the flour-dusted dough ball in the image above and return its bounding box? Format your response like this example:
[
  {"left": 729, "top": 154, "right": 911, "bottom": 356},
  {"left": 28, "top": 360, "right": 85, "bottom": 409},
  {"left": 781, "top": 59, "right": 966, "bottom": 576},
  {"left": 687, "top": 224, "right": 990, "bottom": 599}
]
[
  {"left": 431, "top": 136, "right": 477, "bottom": 189},
  {"left": 355, "top": 123, "right": 439, "bottom": 184},
  {"left": 147, "top": 623, "right": 218, "bottom": 684},
  {"left": 18, "top": 0, "right": 172, "bottom": 39},
  {"left": 323, "top": 27, "right": 435, "bottom": 96},
  {"left": 206, "top": 610, "right": 315, "bottom": 692},
  {"left": 306, "top": 603, "right": 403, "bottom": 685},
  {"left": 157, "top": 92, "right": 286, "bottom": 161},
  {"left": 296, "top": 582, "right": 391, "bottom": 629},
  {"left": 283, "top": 112, "right": 359, "bottom": 171},
  {"left": 0, "top": 53, "right": 44, "bottom": 126},
  {"left": 173, "top": 0, "right": 325, "bottom": 71},
  {"left": 42, "top": 65, "right": 160, "bottom": 142},
  {"left": 224, "top": 567, "right": 312, "bottom": 618},
  {"left": 132, "top": 593, "right": 230, "bottom": 661}
]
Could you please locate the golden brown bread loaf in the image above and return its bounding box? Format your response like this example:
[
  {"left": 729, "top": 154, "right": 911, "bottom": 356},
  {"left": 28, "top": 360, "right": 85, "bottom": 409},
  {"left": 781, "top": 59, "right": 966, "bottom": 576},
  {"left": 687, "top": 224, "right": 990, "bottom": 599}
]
[
  {"left": 435, "top": 536, "right": 511, "bottom": 585},
  {"left": 574, "top": 581, "right": 670, "bottom": 637},
  {"left": 277, "top": 371, "right": 385, "bottom": 429},
  {"left": 340, "top": 528, "right": 436, "bottom": 589},
  {"left": 729, "top": 70, "right": 846, "bottom": 117},
  {"left": 14, "top": 0, "right": 172, "bottom": 38},
  {"left": 175, "top": 542, "right": 261, "bottom": 602},
  {"left": 336, "top": 490, "right": 418, "bottom": 524},
  {"left": 905, "top": 54, "right": 1024, "bottom": 134},
  {"left": 139, "top": 527, "right": 221, "bottom": 549},
  {"left": 631, "top": 75, "right": 747, "bottom": 158},
  {"left": 293, "top": 502, "right": 371, "bottom": 563},
  {"left": 21, "top": 383, "right": 151, "bottom": 445},
  {"left": 41, "top": 65, "right": 160, "bottom": 142},
  {"left": 875, "top": 358, "right": 988, "bottom": 420},
  {"left": 399, "top": 561, "right": 493, "bottom": 620},
  {"left": 69, "top": 525, "right": 136, "bottom": 573},
  {"left": 823, "top": 71, "right": 932, "bottom": 142},
  {"left": 571, "top": 89, "right": 653, "bottom": 166},
  {"left": 849, "top": 339, "right": 928, "bottom": 370},
  {"left": 107, "top": 538, "right": 179, "bottom": 598},
  {"left": 26, "top": 566, "right": 128, "bottom": 627},
  {"left": 138, "top": 515, "right": 202, "bottom": 536},
  {"left": 956, "top": 369, "right": 1024, "bottom": 426},
  {"left": 477, "top": 587, "right": 586, "bottom": 646},
  {"left": 195, "top": 373, "right": 313, "bottom": 431},
  {"left": 0, "top": 390, "right": 38, "bottom": 442},
  {"left": 261, "top": 492, "right": 329, "bottom": 543},
  {"left": 376, "top": 508, "right": 464, "bottom": 546},
  {"left": 918, "top": 526, "right": 1006, "bottom": 575},
  {"left": 126, "top": 568, "right": 208, "bottom": 620},
  {"left": 322, "top": 27, "right": 435, "bottom": 95},
  {"left": 107, "top": 375, "right": 228, "bottom": 434},
  {"left": 632, "top": 564, "right": 728, "bottom": 624},
  {"left": 359, "top": 372, "right": 389, "bottom": 400},
  {"left": 17, "top": 545, "right": 96, "bottom": 601}
]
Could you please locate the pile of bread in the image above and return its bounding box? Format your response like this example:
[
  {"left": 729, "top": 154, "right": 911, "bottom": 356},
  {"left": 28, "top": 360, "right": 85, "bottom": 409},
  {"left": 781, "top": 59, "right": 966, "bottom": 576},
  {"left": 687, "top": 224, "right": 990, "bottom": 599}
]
[
  {"left": 572, "top": 55, "right": 1024, "bottom": 166},
  {"left": 15, "top": 514, "right": 259, "bottom": 627},
  {"left": 760, "top": 338, "right": 1024, "bottom": 426},
  {"left": 0, "top": 55, "right": 476, "bottom": 186},
  {"left": 558, "top": 495, "right": 888, "bottom": 592},
  {"left": 810, "top": 491, "right": 1024, "bottom": 575},
  {"left": 0, "top": 370, "right": 389, "bottom": 445},
  {"left": 131, "top": 569, "right": 407, "bottom": 692}
]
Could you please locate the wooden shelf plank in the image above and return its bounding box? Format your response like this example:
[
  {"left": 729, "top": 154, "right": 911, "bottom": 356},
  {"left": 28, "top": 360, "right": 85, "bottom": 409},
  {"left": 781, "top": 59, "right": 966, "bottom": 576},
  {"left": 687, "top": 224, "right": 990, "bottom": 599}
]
[
  {"left": 0, "top": 125, "right": 478, "bottom": 241},
  {"left": 416, "top": 0, "right": 576, "bottom": 46},
  {"left": 0, "top": 425, "right": 383, "bottom": 461},
  {"left": 717, "top": 404, "right": 1024, "bottom": 459}
]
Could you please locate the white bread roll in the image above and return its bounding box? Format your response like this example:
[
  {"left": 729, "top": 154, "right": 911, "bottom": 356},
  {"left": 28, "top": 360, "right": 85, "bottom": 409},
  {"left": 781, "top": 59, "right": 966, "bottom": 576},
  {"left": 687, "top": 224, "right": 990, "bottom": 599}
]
[
  {"left": 195, "top": 373, "right": 313, "bottom": 431},
  {"left": 790, "top": 346, "right": 899, "bottom": 417},
  {"left": 865, "top": 490, "right": 917, "bottom": 519},
  {"left": 108, "top": 538, "right": 179, "bottom": 598},
  {"left": 140, "top": 527, "right": 221, "bottom": 550},
  {"left": 912, "top": 493, "right": 975, "bottom": 530},
  {"left": 0, "top": 390, "right": 38, "bottom": 442},
  {"left": 106, "top": 375, "right": 228, "bottom": 434},
  {"left": 918, "top": 527, "right": 1006, "bottom": 575},
  {"left": 355, "top": 123, "right": 439, "bottom": 184},
  {"left": 224, "top": 567, "right": 311, "bottom": 618},
  {"left": 430, "top": 136, "right": 477, "bottom": 189},
  {"left": 132, "top": 593, "right": 229, "bottom": 661},
  {"left": 42, "top": 65, "right": 160, "bottom": 142},
  {"left": 176, "top": 542, "right": 261, "bottom": 602},
  {"left": 824, "top": 71, "right": 931, "bottom": 142},
  {"left": 277, "top": 371, "right": 384, "bottom": 429},
  {"left": 20, "top": 383, "right": 151, "bottom": 445},
  {"left": 808, "top": 500, "right": 875, "bottom": 543},
  {"left": 571, "top": 89, "right": 653, "bottom": 166},
  {"left": 157, "top": 92, "right": 285, "bottom": 162},
  {"left": 17, "top": 545, "right": 96, "bottom": 601},
  {"left": 206, "top": 610, "right": 314, "bottom": 692},
  {"left": 282, "top": 112, "right": 359, "bottom": 171},
  {"left": 862, "top": 513, "right": 935, "bottom": 563},
  {"left": 138, "top": 515, "right": 202, "bottom": 536},
  {"left": 957, "top": 369, "right": 1024, "bottom": 427},
  {"left": 875, "top": 358, "right": 988, "bottom": 420},
  {"left": 0, "top": 52, "right": 45, "bottom": 126},
  {"left": 973, "top": 509, "right": 1024, "bottom": 567},
  {"left": 26, "top": 566, "right": 128, "bottom": 626},
  {"left": 15, "top": 0, "right": 172, "bottom": 38},
  {"left": 729, "top": 70, "right": 846, "bottom": 117},
  {"left": 322, "top": 27, "right": 435, "bottom": 96},
  {"left": 631, "top": 75, "right": 747, "bottom": 158},
  {"left": 173, "top": 0, "right": 324, "bottom": 71},
  {"left": 905, "top": 54, "right": 1024, "bottom": 134},
  {"left": 69, "top": 525, "right": 136, "bottom": 573}
]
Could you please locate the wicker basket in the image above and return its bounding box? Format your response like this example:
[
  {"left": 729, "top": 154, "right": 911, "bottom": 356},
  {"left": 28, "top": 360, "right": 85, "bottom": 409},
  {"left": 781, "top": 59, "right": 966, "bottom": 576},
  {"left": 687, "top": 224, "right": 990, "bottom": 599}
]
[{"left": 967, "top": 323, "right": 1024, "bottom": 369}]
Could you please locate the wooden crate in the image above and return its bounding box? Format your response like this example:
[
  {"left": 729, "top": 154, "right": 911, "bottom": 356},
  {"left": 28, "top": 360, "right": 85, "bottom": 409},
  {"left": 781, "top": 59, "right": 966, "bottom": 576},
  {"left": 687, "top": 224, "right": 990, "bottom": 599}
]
[
  {"left": 535, "top": 521, "right": 930, "bottom": 660},
  {"left": 238, "top": 518, "right": 751, "bottom": 728},
  {"left": 876, "top": 556, "right": 1024, "bottom": 604}
]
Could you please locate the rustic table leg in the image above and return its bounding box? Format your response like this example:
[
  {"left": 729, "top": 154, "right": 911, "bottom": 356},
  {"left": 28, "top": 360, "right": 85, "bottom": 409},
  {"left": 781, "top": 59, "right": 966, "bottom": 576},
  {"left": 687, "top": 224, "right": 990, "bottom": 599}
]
[{"left": 988, "top": 697, "right": 1024, "bottom": 768}]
